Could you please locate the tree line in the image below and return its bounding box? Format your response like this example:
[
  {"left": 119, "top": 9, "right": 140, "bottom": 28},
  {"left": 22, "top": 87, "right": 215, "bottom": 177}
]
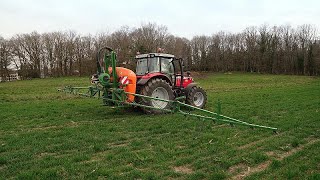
[{"left": 0, "top": 23, "right": 319, "bottom": 80}]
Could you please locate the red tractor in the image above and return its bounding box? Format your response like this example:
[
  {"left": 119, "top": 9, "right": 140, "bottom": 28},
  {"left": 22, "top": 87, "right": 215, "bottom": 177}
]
[{"left": 134, "top": 52, "right": 207, "bottom": 113}]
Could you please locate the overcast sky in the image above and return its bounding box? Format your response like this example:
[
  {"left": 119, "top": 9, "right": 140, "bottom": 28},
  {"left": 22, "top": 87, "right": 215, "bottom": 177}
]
[{"left": 0, "top": 0, "right": 319, "bottom": 39}]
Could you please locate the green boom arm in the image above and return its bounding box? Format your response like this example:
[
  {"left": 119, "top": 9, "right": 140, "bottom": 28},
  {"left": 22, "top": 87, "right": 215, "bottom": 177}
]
[{"left": 58, "top": 86, "right": 277, "bottom": 132}]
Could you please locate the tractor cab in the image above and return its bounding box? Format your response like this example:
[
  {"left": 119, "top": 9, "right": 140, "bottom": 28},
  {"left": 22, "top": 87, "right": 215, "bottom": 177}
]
[
  {"left": 136, "top": 53, "right": 175, "bottom": 76},
  {"left": 135, "top": 53, "right": 193, "bottom": 89}
]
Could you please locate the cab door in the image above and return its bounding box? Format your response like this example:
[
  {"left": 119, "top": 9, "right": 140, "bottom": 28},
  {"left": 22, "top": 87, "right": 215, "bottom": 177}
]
[{"left": 172, "top": 58, "right": 184, "bottom": 88}]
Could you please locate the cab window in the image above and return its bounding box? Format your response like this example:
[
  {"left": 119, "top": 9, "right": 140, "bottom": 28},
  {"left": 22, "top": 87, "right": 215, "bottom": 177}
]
[{"left": 161, "top": 58, "right": 174, "bottom": 74}]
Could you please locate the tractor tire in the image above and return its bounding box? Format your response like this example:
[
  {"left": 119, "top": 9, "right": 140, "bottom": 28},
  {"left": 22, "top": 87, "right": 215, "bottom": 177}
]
[
  {"left": 186, "top": 86, "right": 207, "bottom": 109},
  {"left": 140, "top": 78, "right": 174, "bottom": 113}
]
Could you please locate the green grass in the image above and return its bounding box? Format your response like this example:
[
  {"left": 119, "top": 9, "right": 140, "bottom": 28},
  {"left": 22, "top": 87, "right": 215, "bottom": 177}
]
[{"left": 0, "top": 73, "right": 319, "bottom": 179}]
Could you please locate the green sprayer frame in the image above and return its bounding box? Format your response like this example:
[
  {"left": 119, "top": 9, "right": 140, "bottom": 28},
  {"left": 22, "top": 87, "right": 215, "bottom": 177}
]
[{"left": 59, "top": 47, "right": 277, "bottom": 132}]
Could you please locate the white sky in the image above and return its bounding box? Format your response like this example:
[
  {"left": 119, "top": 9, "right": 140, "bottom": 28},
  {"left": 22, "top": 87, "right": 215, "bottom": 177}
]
[{"left": 0, "top": 0, "right": 319, "bottom": 39}]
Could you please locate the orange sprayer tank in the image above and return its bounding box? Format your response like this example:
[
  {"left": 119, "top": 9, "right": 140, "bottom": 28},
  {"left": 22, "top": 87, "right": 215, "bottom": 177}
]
[{"left": 108, "top": 67, "right": 136, "bottom": 102}]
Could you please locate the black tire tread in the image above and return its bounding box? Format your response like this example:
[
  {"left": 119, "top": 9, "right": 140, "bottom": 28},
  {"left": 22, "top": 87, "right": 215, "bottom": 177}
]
[
  {"left": 186, "top": 86, "right": 207, "bottom": 109},
  {"left": 140, "top": 78, "right": 174, "bottom": 114}
]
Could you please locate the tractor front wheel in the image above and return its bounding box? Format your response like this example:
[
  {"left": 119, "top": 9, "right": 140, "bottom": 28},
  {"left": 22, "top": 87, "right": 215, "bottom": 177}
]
[
  {"left": 186, "top": 86, "right": 207, "bottom": 109},
  {"left": 140, "top": 78, "right": 174, "bottom": 113}
]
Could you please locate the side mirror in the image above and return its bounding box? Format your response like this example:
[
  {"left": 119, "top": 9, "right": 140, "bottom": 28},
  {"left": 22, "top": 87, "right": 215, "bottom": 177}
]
[{"left": 186, "top": 71, "right": 191, "bottom": 77}]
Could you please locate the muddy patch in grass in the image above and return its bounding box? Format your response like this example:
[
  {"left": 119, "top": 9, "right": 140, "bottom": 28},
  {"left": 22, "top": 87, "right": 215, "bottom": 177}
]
[
  {"left": 266, "top": 138, "right": 320, "bottom": 160},
  {"left": 231, "top": 161, "right": 272, "bottom": 179},
  {"left": 107, "top": 141, "right": 129, "bottom": 148},
  {"left": 237, "top": 132, "right": 284, "bottom": 150},
  {"left": 173, "top": 165, "right": 193, "bottom": 174},
  {"left": 228, "top": 163, "right": 247, "bottom": 175},
  {"left": 231, "top": 138, "right": 320, "bottom": 179},
  {"left": 36, "top": 152, "right": 58, "bottom": 158}
]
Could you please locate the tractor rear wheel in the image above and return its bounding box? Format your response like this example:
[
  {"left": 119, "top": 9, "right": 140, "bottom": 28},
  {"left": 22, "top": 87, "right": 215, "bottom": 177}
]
[
  {"left": 140, "top": 78, "right": 174, "bottom": 113},
  {"left": 186, "top": 86, "right": 207, "bottom": 109}
]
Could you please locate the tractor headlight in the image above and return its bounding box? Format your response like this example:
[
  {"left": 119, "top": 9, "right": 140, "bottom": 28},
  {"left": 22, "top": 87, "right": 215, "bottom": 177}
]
[{"left": 98, "top": 73, "right": 110, "bottom": 86}]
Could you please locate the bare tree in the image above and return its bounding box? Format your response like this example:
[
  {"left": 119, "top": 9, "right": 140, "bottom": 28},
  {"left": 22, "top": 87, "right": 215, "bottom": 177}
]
[{"left": 0, "top": 36, "right": 12, "bottom": 80}]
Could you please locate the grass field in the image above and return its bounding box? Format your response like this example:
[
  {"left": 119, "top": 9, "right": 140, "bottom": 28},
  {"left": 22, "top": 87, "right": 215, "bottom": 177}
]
[{"left": 0, "top": 73, "right": 319, "bottom": 179}]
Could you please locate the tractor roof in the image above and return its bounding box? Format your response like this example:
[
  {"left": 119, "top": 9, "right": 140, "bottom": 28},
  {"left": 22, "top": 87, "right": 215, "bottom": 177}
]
[{"left": 135, "top": 53, "right": 175, "bottom": 59}]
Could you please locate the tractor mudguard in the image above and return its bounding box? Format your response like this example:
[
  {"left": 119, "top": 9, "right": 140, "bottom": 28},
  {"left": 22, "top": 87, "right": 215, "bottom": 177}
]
[
  {"left": 137, "top": 78, "right": 149, "bottom": 86},
  {"left": 185, "top": 82, "right": 198, "bottom": 92}
]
